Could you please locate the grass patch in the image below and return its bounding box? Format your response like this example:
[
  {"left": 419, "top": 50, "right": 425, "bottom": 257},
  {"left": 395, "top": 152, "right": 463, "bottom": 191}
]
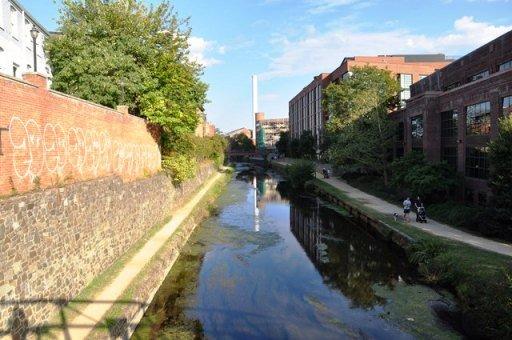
[{"left": 310, "top": 178, "right": 512, "bottom": 338}]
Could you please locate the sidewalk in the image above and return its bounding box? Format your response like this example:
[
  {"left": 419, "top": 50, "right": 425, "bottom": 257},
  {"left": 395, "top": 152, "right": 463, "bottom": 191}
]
[
  {"left": 56, "top": 172, "right": 223, "bottom": 340},
  {"left": 275, "top": 159, "right": 512, "bottom": 257}
]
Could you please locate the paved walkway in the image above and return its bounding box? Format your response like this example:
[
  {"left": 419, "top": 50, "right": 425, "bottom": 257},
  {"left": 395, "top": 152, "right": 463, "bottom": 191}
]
[
  {"left": 56, "top": 172, "right": 223, "bottom": 340},
  {"left": 275, "top": 159, "right": 512, "bottom": 257}
]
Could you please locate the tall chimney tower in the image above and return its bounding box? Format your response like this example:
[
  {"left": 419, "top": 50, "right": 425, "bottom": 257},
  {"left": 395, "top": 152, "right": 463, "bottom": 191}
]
[{"left": 252, "top": 75, "right": 258, "bottom": 143}]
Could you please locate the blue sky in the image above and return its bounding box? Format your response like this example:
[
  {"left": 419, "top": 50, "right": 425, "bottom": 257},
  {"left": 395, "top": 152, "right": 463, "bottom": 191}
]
[{"left": 21, "top": 0, "right": 512, "bottom": 132}]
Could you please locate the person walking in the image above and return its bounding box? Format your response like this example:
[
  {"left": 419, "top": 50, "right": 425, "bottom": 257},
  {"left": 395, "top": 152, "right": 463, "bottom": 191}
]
[{"left": 403, "top": 197, "right": 412, "bottom": 222}]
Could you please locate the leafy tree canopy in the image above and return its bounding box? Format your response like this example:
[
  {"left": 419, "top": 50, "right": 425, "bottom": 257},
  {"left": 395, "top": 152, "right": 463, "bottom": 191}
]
[
  {"left": 275, "top": 131, "right": 289, "bottom": 156},
  {"left": 324, "top": 66, "right": 400, "bottom": 132},
  {"left": 229, "top": 133, "right": 255, "bottom": 152},
  {"left": 46, "top": 0, "right": 207, "bottom": 141},
  {"left": 324, "top": 66, "right": 400, "bottom": 185}
]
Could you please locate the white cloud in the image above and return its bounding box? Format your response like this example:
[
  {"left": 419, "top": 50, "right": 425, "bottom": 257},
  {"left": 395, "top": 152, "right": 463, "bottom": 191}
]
[
  {"left": 306, "top": 0, "right": 362, "bottom": 13},
  {"left": 188, "top": 36, "right": 222, "bottom": 67},
  {"left": 261, "top": 16, "right": 512, "bottom": 79}
]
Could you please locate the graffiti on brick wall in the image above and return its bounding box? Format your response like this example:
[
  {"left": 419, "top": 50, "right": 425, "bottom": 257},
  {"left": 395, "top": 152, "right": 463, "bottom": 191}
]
[{"left": 3, "top": 116, "right": 161, "bottom": 182}]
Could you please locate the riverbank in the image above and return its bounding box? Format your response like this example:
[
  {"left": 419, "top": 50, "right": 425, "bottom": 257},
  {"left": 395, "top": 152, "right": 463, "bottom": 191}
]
[
  {"left": 272, "top": 160, "right": 512, "bottom": 338},
  {"left": 48, "top": 169, "right": 231, "bottom": 339},
  {"left": 133, "top": 170, "right": 463, "bottom": 339}
]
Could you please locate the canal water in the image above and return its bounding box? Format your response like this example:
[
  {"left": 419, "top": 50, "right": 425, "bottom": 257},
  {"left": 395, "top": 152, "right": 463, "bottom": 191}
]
[{"left": 133, "top": 170, "right": 461, "bottom": 339}]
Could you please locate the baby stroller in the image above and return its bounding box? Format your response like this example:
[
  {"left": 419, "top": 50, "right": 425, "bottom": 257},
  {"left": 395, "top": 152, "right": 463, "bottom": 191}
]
[
  {"left": 416, "top": 206, "right": 427, "bottom": 223},
  {"left": 322, "top": 168, "right": 330, "bottom": 179}
]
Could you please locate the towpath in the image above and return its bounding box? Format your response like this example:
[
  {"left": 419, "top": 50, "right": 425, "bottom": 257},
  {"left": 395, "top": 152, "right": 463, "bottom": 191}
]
[
  {"left": 56, "top": 172, "right": 223, "bottom": 340},
  {"left": 274, "top": 159, "right": 512, "bottom": 257}
]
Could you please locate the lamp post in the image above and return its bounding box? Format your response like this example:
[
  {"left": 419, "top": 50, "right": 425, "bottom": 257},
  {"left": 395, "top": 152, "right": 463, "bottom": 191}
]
[{"left": 30, "top": 26, "right": 39, "bottom": 72}]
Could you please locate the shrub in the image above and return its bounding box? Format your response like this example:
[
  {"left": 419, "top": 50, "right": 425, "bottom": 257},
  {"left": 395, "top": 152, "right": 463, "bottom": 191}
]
[
  {"left": 391, "top": 152, "right": 459, "bottom": 202},
  {"left": 162, "top": 154, "right": 197, "bottom": 184},
  {"left": 285, "top": 160, "right": 315, "bottom": 190}
]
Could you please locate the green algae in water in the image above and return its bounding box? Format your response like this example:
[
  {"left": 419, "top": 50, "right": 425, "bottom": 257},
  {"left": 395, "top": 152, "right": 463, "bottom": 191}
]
[{"left": 373, "top": 282, "right": 461, "bottom": 339}]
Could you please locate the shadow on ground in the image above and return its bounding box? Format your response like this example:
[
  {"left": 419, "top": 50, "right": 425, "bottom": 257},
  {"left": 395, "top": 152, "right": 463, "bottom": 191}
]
[{"left": 0, "top": 298, "right": 148, "bottom": 339}]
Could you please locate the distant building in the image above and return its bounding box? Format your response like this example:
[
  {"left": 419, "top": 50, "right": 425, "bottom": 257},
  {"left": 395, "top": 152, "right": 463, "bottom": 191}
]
[
  {"left": 195, "top": 111, "right": 216, "bottom": 137},
  {"left": 395, "top": 30, "right": 512, "bottom": 204},
  {"left": 289, "top": 54, "right": 452, "bottom": 148},
  {"left": 255, "top": 112, "right": 289, "bottom": 150},
  {"left": 0, "top": 0, "right": 52, "bottom": 81},
  {"left": 225, "top": 127, "right": 253, "bottom": 140}
]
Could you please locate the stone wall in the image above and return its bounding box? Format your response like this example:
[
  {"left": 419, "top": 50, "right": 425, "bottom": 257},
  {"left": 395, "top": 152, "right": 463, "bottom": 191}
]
[
  {"left": 0, "top": 73, "right": 161, "bottom": 196},
  {"left": 0, "top": 163, "right": 214, "bottom": 335}
]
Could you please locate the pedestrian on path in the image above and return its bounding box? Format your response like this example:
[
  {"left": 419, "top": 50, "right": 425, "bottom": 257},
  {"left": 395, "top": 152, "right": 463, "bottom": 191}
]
[{"left": 403, "top": 197, "right": 412, "bottom": 222}]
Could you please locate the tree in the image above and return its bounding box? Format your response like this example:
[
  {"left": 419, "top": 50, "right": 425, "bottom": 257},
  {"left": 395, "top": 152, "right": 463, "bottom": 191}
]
[
  {"left": 324, "top": 66, "right": 400, "bottom": 131},
  {"left": 46, "top": 0, "right": 207, "bottom": 142},
  {"left": 299, "top": 131, "right": 316, "bottom": 159},
  {"left": 275, "top": 131, "right": 289, "bottom": 156},
  {"left": 488, "top": 115, "right": 512, "bottom": 223},
  {"left": 230, "top": 133, "right": 255, "bottom": 152},
  {"left": 324, "top": 66, "right": 401, "bottom": 185},
  {"left": 391, "top": 152, "right": 459, "bottom": 202}
]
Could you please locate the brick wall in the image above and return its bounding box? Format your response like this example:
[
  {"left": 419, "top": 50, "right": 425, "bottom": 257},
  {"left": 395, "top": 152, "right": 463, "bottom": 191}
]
[
  {"left": 0, "top": 73, "right": 161, "bottom": 196},
  {"left": 0, "top": 162, "right": 215, "bottom": 336}
]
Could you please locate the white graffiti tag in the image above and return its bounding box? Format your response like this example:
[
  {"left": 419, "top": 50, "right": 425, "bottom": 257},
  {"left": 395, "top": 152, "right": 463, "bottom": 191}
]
[{"left": 7, "top": 116, "right": 161, "bottom": 182}]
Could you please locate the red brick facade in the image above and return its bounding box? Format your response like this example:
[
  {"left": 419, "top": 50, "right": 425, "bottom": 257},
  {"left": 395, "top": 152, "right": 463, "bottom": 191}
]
[
  {"left": 289, "top": 55, "right": 451, "bottom": 146},
  {"left": 397, "top": 30, "right": 512, "bottom": 203},
  {"left": 0, "top": 73, "right": 161, "bottom": 196}
]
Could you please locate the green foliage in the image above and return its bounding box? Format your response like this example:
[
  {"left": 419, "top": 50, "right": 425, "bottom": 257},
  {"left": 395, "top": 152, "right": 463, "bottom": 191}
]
[
  {"left": 324, "top": 66, "right": 400, "bottom": 132},
  {"left": 289, "top": 138, "right": 300, "bottom": 158},
  {"left": 275, "top": 131, "right": 289, "bottom": 156},
  {"left": 46, "top": 0, "right": 207, "bottom": 142},
  {"left": 391, "top": 152, "right": 459, "bottom": 202},
  {"left": 284, "top": 160, "right": 315, "bottom": 190},
  {"left": 488, "top": 115, "right": 512, "bottom": 225},
  {"left": 162, "top": 154, "right": 198, "bottom": 184},
  {"left": 298, "top": 130, "right": 316, "bottom": 159},
  {"left": 287, "top": 131, "right": 316, "bottom": 159},
  {"left": 324, "top": 66, "right": 401, "bottom": 185},
  {"left": 160, "top": 132, "right": 226, "bottom": 182},
  {"left": 229, "top": 133, "right": 255, "bottom": 152}
]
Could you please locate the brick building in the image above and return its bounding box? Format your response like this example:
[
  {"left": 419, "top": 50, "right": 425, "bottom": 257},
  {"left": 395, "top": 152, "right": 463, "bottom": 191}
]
[
  {"left": 225, "top": 127, "right": 253, "bottom": 140},
  {"left": 289, "top": 55, "right": 451, "bottom": 149},
  {"left": 394, "top": 30, "right": 512, "bottom": 204}
]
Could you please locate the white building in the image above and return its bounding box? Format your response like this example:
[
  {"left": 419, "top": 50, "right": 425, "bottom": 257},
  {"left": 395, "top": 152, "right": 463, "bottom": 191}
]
[{"left": 0, "top": 0, "right": 52, "bottom": 80}]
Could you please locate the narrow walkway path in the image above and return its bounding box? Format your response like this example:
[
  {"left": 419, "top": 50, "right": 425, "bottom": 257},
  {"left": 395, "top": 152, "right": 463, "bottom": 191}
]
[
  {"left": 275, "top": 159, "right": 512, "bottom": 257},
  {"left": 57, "top": 172, "right": 223, "bottom": 340}
]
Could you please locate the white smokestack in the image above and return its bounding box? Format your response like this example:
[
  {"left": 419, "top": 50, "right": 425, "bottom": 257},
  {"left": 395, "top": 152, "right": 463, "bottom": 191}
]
[{"left": 252, "top": 75, "right": 258, "bottom": 142}]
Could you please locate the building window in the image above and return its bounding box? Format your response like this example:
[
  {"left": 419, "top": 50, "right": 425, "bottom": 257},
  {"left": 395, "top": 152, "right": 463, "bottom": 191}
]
[
  {"left": 499, "top": 60, "right": 512, "bottom": 72},
  {"left": 441, "top": 147, "right": 458, "bottom": 169},
  {"left": 411, "top": 115, "right": 424, "bottom": 142},
  {"left": 465, "top": 146, "right": 489, "bottom": 179},
  {"left": 445, "top": 82, "right": 460, "bottom": 91},
  {"left": 466, "top": 101, "right": 491, "bottom": 135},
  {"left": 503, "top": 96, "right": 512, "bottom": 116},
  {"left": 12, "top": 63, "right": 18, "bottom": 77},
  {"left": 399, "top": 74, "right": 412, "bottom": 107},
  {"left": 468, "top": 70, "right": 489, "bottom": 83},
  {"left": 10, "top": 6, "right": 19, "bottom": 39},
  {"left": 441, "top": 110, "right": 458, "bottom": 140}
]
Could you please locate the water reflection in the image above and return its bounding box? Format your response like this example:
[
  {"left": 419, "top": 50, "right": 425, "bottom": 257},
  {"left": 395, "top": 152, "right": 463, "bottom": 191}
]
[
  {"left": 135, "top": 168, "right": 461, "bottom": 339},
  {"left": 290, "top": 198, "right": 413, "bottom": 309}
]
